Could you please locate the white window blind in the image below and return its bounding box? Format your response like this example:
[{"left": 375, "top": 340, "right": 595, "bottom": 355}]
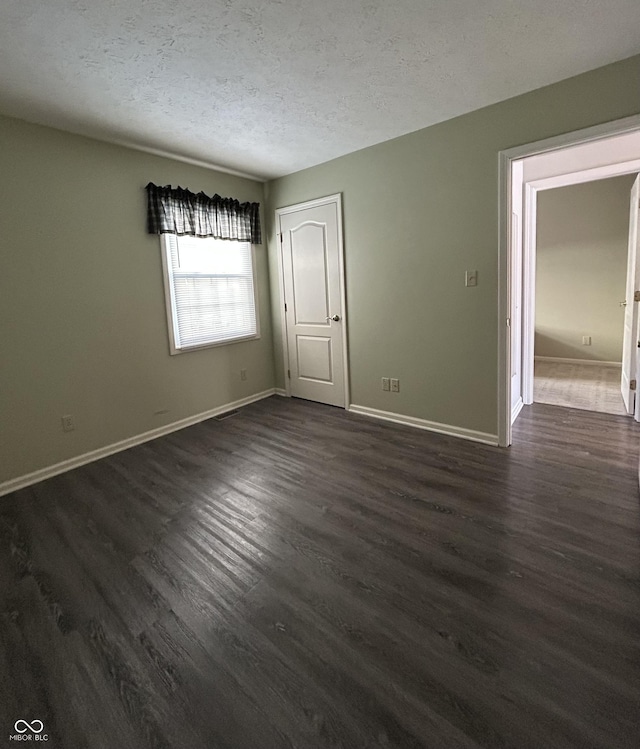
[{"left": 161, "top": 234, "right": 258, "bottom": 353}]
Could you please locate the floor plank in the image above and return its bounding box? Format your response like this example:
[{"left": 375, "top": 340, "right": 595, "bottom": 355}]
[{"left": 1, "top": 398, "right": 639, "bottom": 748}]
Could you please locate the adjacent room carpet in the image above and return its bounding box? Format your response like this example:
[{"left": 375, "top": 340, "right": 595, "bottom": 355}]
[{"left": 534, "top": 358, "right": 628, "bottom": 416}]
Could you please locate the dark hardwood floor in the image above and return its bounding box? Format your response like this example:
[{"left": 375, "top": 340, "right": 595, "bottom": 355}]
[{"left": 1, "top": 397, "right": 639, "bottom": 748}]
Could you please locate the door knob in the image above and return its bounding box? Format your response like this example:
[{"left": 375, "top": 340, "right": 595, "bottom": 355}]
[{"left": 326, "top": 314, "right": 341, "bottom": 322}]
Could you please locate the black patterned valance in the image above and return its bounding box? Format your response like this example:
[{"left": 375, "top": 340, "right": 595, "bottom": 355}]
[{"left": 145, "top": 183, "right": 261, "bottom": 244}]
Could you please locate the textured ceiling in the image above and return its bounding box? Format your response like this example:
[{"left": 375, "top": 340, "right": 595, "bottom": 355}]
[{"left": 1, "top": 1, "right": 639, "bottom": 180}]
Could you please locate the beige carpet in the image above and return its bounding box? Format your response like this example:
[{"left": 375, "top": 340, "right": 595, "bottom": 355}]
[{"left": 534, "top": 359, "right": 628, "bottom": 416}]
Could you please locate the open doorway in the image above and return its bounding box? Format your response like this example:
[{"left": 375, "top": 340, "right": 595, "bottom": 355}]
[
  {"left": 498, "top": 116, "right": 640, "bottom": 446},
  {"left": 533, "top": 175, "right": 636, "bottom": 416}
]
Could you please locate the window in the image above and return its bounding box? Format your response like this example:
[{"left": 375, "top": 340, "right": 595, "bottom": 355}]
[{"left": 160, "top": 234, "right": 259, "bottom": 354}]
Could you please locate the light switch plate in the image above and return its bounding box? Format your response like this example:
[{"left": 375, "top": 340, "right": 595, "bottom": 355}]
[{"left": 465, "top": 270, "right": 478, "bottom": 287}]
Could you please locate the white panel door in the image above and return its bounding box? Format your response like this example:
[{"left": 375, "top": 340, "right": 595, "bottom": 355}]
[
  {"left": 621, "top": 174, "right": 640, "bottom": 415},
  {"left": 279, "top": 200, "right": 345, "bottom": 407}
]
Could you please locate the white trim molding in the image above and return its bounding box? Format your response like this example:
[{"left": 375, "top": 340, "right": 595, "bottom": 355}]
[
  {"left": 274, "top": 388, "right": 288, "bottom": 396},
  {"left": 511, "top": 398, "right": 524, "bottom": 424},
  {"left": 535, "top": 356, "right": 622, "bottom": 367},
  {"left": 522, "top": 182, "right": 538, "bottom": 406},
  {"left": 0, "top": 389, "right": 277, "bottom": 498},
  {"left": 348, "top": 404, "right": 498, "bottom": 446}
]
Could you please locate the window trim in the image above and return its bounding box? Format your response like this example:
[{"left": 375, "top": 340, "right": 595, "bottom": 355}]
[{"left": 159, "top": 234, "right": 260, "bottom": 355}]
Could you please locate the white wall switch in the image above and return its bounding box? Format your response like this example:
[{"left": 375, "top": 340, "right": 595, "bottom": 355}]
[
  {"left": 382, "top": 377, "right": 390, "bottom": 391},
  {"left": 465, "top": 270, "right": 478, "bottom": 287},
  {"left": 390, "top": 378, "right": 400, "bottom": 392},
  {"left": 582, "top": 336, "right": 591, "bottom": 345}
]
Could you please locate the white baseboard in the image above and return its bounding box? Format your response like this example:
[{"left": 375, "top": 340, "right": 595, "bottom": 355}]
[
  {"left": 0, "top": 388, "right": 277, "bottom": 498},
  {"left": 535, "top": 356, "right": 621, "bottom": 368},
  {"left": 348, "top": 404, "right": 498, "bottom": 446},
  {"left": 511, "top": 397, "right": 524, "bottom": 424},
  {"left": 274, "top": 388, "right": 288, "bottom": 396}
]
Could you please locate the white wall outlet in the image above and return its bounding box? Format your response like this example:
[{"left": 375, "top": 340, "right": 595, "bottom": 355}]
[
  {"left": 240, "top": 368, "right": 247, "bottom": 381},
  {"left": 582, "top": 336, "right": 592, "bottom": 345},
  {"left": 390, "top": 378, "right": 400, "bottom": 392},
  {"left": 61, "top": 415, "right": 75, "bottom": 432},
  {"left": 381, "top": 377, "right": 390, "bottom": 391},
  {"left": 465, "top": 270, "right": 478, "bottom": 287}
]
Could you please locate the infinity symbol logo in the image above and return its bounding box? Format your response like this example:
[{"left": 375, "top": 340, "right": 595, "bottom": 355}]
[{"left": 14, "top": 720, "right": 44, "bottom": 734}]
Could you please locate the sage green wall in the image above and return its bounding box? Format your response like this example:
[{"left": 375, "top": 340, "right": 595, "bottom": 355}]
[
  {"left": 265, "top": 54, "right": 640, "bottom": 437},
  {"left": 0, "top": 115, "right": 274, "bottom": 485},
  {"left": 535, "top": 176, "right": 635, "bottom": 363}
]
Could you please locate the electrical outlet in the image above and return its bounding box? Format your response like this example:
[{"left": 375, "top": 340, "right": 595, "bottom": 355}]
[
  {"left": 61, "top": 415, "right": 75, "bottom": 432},
  {"left": 582, "top": 336, "right": 592, "bottom": 346},
  {"left": 381, "top": 377, "right": 390, "bottom": 391},
  {"left": 240, "top": 368, "right": 247, "bottom": 381},
  {"left": 465, "top": 270, "right": 478, "bottom": 287},
  {"left": 391, "top": 378, "right": 400, "bottom": 392}
]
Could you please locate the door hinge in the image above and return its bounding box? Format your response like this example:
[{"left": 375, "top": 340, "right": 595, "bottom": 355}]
[
  {"left": 287, "top": 369, "right": 291, "bottom": 379},
  {"left": 506, "top": 317, "right": 511, "bottom": 327},
  {"left": 634, "top": 290, "right": 640, "bottom": 302},
  {"left": 631, "top": 380, "right": 637, "bottom": 391},
  {"left": 279, "top": 232, "right": 283, "bottom": 243},
  {"left": 284, "top": 302, "right": 287, "bottom": 312}
]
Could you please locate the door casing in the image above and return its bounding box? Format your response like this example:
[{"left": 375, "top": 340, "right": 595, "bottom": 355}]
[
  {"left": 622, "top": 175, "right": 640, "bottom": 417},
  {"left": 275, "top": 193, "right": 350, "bottom": 407}
]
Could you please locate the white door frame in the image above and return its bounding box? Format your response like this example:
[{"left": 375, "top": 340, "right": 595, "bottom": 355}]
[
  {"left": 521, "top": 162, "right": 640, "bottom": 405},
  {"left": 275, "top": 193, "right": 350, "bottom": 407},
  {"left": 498, "top": 114, "right": 640, "bottom": 446}
]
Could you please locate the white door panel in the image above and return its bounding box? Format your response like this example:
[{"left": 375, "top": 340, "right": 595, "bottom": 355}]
[
  {"left": 279, "top": 199, "right": 345, "bottom": 407},
  {"left": 291, "top": 223, "right": 329, "bottom": 323},
  {"left": 297, "top": 336, "right": 333, "bottom": 381},
  {"left": 621, "top": 174, "right": 640, "bottom": 415}
]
